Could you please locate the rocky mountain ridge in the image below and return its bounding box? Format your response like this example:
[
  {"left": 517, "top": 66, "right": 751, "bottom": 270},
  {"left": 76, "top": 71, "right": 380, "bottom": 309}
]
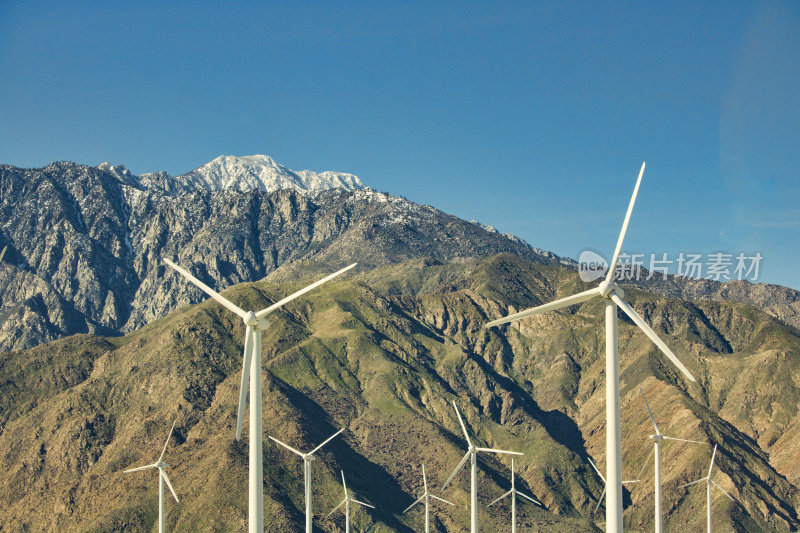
[{"left": 0, "top": 158, "right": 798, "bottom": 355}]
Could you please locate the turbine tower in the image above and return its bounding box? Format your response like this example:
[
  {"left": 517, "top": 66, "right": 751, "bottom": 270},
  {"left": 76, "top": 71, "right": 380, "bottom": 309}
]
[
  {"left": 587, "top": 457, "right": 639, "bottom": 516},
  {"left": 402, "top": 463, "right": 454, "bottom": 533},
  {"left": 487, "top": 457, "right": 541, "bottom": 533},
  {"left": 678, "top": 444, "right": 736, "bottom": 533},
  {"left": 639, "top": 387, "right": 705, "bottom": 533},
  {"left": 441, "top": 401, "right": 523, "bottom": 533},
  {"left": 269, "top": 428, "right": 344, "bottom": 533},
  {"left": 163, "top": 258, "right": 356, "bottom": 533},
  {"left": 123, "top": 420, "right": 180, "bottom": 533},
  {"left": 486, "top": 162, "right": 696, "bottom": 533},
  {"left": 327, "top": 470, "right": 375, "bottom": 533}
]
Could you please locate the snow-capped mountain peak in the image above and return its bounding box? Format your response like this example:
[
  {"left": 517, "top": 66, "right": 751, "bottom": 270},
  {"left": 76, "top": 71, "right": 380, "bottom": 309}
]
[
  {"left": 97, "top": 154, "right": 364, "bottom": 194},
  {"left": 176, "top": 154, "right": 364, "bottom": 193}
]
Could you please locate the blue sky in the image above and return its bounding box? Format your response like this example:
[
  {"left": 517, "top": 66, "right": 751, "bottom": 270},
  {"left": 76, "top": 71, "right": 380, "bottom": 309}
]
[{"left": 1, "top": 1, "right": 798, "bottom": 289}]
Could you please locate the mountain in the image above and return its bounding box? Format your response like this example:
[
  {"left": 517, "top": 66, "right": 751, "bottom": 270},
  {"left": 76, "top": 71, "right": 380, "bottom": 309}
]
[
  {"left": 1, "top": 158, "right": 798, "bottom": 354},
  {"left": 99, "top": 154, "right": 364, "bottom": 194},
  {"left": 0, "top": 159, "right": 563, "bottom": 353},
  {"left": 0, "top": 255, "right": 798, "bottom": 531}
]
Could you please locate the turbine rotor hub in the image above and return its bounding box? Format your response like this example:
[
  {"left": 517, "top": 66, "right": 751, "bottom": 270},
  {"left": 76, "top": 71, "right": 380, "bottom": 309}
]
[
  {"left": 598, "top": 280, "right": 624, "bottom": 299},
  {"left": 244, "top": 311, "right": 258, "bottom": 327}
]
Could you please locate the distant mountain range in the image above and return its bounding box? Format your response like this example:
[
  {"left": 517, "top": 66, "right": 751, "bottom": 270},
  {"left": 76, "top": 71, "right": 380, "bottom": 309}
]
[{"left": 0, "top": 155, "right": 797, "bottom": 353}]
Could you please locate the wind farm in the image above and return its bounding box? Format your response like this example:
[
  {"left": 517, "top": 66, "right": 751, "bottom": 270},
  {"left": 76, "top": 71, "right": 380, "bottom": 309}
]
[{"left": 0, "top": 157, "right": 796, "bottom": 532}]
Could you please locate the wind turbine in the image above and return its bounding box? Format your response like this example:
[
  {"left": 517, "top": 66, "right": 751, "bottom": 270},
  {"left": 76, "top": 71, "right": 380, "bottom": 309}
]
[
  {"left": 269, "top": 428, "right": 344, "bottom": 533},
  {"left": 678, "top": 444, "right": 736, "bottom": 533},
  {"left": 486, "top": 162, "right": 696, "bottom": 533},
  {"left": 587, "top": 457, "right": 639, "bottom": 516},
  {"left": 123, "top": 420, "right": 180, "bottom": 533},
  {"left": 441, "top": 401, "right": 523, "bottom": 533},
  {"left": 403, "top": 463, "right": 455, "bottom": 533},
  {"left": 487, "top": 457, "right": 540, "bottom": 533},
  {"left": 163, "top": 258, "right": 356, "bottom": 533},
  {"left": 327, "top": 470, "right": 375, "bottom": 533},
  {"left": 639, "top": 387, "right": 705, "bottom": 533}
]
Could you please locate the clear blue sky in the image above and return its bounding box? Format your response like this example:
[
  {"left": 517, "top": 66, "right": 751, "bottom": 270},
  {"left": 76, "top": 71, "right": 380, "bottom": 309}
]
[{"left": 1, "top": 1, "right": 798, "bottom": 289}]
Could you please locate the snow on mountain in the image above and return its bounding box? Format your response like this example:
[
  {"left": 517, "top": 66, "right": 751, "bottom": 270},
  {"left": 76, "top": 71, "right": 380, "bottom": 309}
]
[
  {"left": 173, "top": 154, "right": 363, "bottom": 193},
  {"left": 98, "top": 155, "right": 364, "bottom": 194}
]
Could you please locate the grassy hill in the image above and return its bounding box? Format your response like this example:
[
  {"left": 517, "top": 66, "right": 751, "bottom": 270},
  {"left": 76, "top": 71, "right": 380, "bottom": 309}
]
[{"left": 0, "top": 254, "right": 798, "bottom": 531}]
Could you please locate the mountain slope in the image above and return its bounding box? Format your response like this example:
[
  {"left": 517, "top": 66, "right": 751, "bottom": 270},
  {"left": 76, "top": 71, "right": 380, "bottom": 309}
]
[
  {"left": 0, "top": 160, "right": 558, "bottom": 352},
  {"left": 0, "top": 255, "right": 798, "bottom": 532}
]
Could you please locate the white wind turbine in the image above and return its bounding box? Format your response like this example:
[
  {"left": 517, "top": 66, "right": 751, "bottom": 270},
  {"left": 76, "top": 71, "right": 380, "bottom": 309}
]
[
  {"left": 403, "top": 463, "right": 455, "bottom": 533},
  {"left": 269, "top": 428, "right": 344, "bottom": 533},
  {"left": 124, "top": 420, "right": 180, "bottom": 533},
  {"left": 639, "top": 387, "right": 705, "bottom": 533},
  {"left": 487, "top": 457, "right": 541, "bottom": 533},
  {"left": 163, "top": 258, "right": 356, "bottom": 533},
  {"left": 486, "top": 162, "right": 696, "bottom": 532},
  {"left": 587, "top": 457, "right": 639, "bottom": 516},
  {"left": 327, "top": 470, "right": 375, "bottom": 533},
  {"left": 678, "top": 444, "right": 736, "bottom": 533},
  {"left": 441, "top": 401, "right": 523, "bottom": 533}
]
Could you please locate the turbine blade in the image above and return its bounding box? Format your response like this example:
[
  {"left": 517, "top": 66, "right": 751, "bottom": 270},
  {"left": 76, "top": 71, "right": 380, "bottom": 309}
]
[
  {"left": 268, "top": 436, "right": 305, "bottom": 458},
  {"left": 678, "top": 477, "right": 707, "bottom": 489},
  {"left": 158, "top": 419, "right": 177, "bottom": 464},
  {"left": 235, "top": 326, "right": 254, "bottom": 441},
  {"left": 351, "top": 499, "right": 375, "bottom": 509},
  {"left": 517, "top": 491, "right": 542, "bottom": 506},
  {"left": 637, "top": 446, "right": 655, "bottom": 480},
  {"left": 587, "top": 457, "right": 606, "bottom": 484},
  {"left": 476, "top": 447, "right": 523, "bottom": 456},
  {"left": 486, "top": 287, "right": 602, "bottom": 327},
  {"left": 163, "top": 258, "right": 247, "bottom": 319},
  {"left": 593, "top": 486, "right": 607, "bottom": 515},
  {"left": 452, "top": 401, "right": 473, "bottom": 448},
  {"left": 708, "top": 444, "right": 718, "bottom": 478},
  {"left": 341, "top": 470, "right": 347, "bottom": 494},
  {"left": 309, "top": 428, "right": 345, "bottom": 456},
  {"left": 160, "top": 469, "right": 180, "bottom": 503},
  {"left": 0, "top": 246, "right": 6, "bottom": 263},
  {"left": 326, "top": 499, "right": 346, "bottom": 518},
  {"left": 123, "top": 463, "right": 157, "bottom": 473},
  {"left": 639, "top": 387, "right": 661, "bottom": 435},
  {"left": 622, "top": 480, "right": 641, "bottom": 484},
  {"left": 403, "top": 495, "right": 424, "bottom": 513},
  {"left": 710, "top": 479, "right": 736, "bottom": 502},
  {"left": 662, "top": 436, "right": 706, "bottom": 445},
  {"left": 488, "top": 489, "right": 512, "bottom": 507},
  {"left": 430, "top": 495, "right": 455, "bottom": 506},
  {"left": 605, "top": 161, "right": 645, "bottom": 283},
  {"left": 422, "top": 464, "right": 428, "bottom": 492},
  {"left": 610, "top": 293, "right": 696, "bottom": 382},
  {"left": 255, "top": 263, "right": 357, "bottom": 318},
  {"left": 442, "top": 451, "right": 471, "bottom": 490}
]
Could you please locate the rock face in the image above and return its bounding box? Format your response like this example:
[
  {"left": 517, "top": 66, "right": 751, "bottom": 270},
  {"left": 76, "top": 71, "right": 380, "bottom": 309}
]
[
  {"left": 0, "top": 159, "right": 561, "bottom": 352},
  {"left": 1, "top": 158, "right": 799, "bottom": 353},
  {"left": 0, "top": 255, "right": 798, "bottom": 532}
]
